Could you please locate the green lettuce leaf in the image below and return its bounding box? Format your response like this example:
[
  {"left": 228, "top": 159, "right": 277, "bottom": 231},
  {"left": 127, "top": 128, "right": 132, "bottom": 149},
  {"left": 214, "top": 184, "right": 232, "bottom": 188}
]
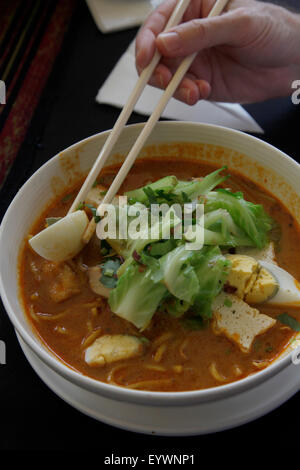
[
  {"left": 157, "top": 245, "right": 199, "bottom": 303},
  {"left": 191, "top": 246, "right": 231, "bottom": 318},
  {"left": 125, "top": 168, "right": 228, "bottom": 207},
  {"left": 108, "top": 263, "right": 167, "bottom": 329},
  {"left": 125, "top": 176, "right": 178, "bottom": 205},
  {"left": 162, "top": 297, "right": 191, "bottom": 318},
  {"left": 205, "top": 189, "right": 273, "bottom": 248},
  {"left": 174, "top": 167, "right": 228, "bottom": 201},
  {"left": 114, "top": 205, "right": 181, "bottom": 277}
]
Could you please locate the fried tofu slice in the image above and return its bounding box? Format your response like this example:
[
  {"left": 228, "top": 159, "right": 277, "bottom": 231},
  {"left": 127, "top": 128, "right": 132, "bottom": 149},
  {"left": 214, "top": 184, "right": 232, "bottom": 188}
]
[
  {"left": 245, "top": 267, "right": 279, "bottom": 304},
  {"left": 225, "top": 254, "right": 259, "bottom": 299},
  {"left": 212, "top": 292, "right": 276, "bottom": 353},
  {"left": 48, "top": 263, "right": 81, "bottom": 302},
  {"left": 85, "top": 334, "right": 144, "bottom": 367},
  {"left": 235, "top": 242, "right": 277, "bottom": 265}
]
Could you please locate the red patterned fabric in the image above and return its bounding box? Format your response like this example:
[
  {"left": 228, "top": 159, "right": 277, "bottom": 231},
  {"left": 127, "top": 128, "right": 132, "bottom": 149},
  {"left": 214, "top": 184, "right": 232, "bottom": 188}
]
[{"left": 0, "top": 0, "right": 75, "bottom": 188}]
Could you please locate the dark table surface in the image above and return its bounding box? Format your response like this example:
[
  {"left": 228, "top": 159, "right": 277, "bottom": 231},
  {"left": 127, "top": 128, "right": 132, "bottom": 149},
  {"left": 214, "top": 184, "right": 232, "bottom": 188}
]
[{"left": 0, "top": 0, "right": 299, "bottom": 454}]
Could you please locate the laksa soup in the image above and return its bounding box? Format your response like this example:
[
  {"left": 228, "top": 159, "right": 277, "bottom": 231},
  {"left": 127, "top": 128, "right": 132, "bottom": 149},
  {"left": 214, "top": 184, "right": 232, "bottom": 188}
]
[{"left": 19, "top": 158, "right": 300, "bottom": 392}]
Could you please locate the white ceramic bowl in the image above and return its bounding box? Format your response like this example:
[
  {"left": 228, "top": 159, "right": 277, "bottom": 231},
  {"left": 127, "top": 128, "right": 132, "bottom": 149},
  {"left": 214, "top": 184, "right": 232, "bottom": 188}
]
[{"left": 1, "top": 122, "right": 300, "bottom": 435}]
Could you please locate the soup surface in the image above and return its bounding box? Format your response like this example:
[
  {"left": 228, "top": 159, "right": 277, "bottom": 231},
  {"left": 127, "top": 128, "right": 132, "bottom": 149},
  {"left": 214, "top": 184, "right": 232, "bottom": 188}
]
[{"left": 19, "top": 159, "right": 300, "bottom": 391}]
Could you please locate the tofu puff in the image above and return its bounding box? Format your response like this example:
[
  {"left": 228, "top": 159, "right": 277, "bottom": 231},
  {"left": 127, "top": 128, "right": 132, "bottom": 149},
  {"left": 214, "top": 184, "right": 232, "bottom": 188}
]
[
  {"left": 212, "top": 293, "right": 276, "bottom": 353},
  {"left": 20, "top": 160, "right": 300, "bottom": 391}
]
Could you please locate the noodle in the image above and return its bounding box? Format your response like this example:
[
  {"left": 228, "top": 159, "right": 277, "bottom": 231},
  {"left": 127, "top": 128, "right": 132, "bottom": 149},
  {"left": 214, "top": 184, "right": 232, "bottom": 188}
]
[
  {"left": 108, "top": 363, "right": 169, "bottom": 387},
  {"left": 82, "top": 299, "right": 104, "bottom": 309},
  {"left": 81, "top": 327, "right": 102, "bottom": 349},
  {"left": 145, "top": 364, "right": 166, "bottom": 372},
  {"left": 179, "top": 337, "right": 190, "bottom": 360},
  {"left": 152, "top": 332, "right": 173, "bottom": 347},
  {"left": 32, "top": 310, "right": 71, "bottom": 321},
  {"left": 153, "top": 343, "right": 167, "bottom": 363},
  {"left": 127, "top": 379, "right": 173, "bottom": 390},
  {"left": 107, "top": 364, "right": 130, "bottom": 385},
  {"left": 29, "top": 305, "right": 40, "bottom": 322},
  {"left": 209, "top": 362, "right": 227, "bottom": 382},
  {"left": 252, "top": 360, "right": 269, "bottom": 369},
  {"left": 232, "top": 364, "right": 242, "bottom": 376}
]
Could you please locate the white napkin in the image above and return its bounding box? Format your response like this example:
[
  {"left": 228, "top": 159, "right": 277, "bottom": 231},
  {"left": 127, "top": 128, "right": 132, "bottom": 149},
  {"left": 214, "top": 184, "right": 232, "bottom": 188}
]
[
  {"left": 96, "top": 41, "right": 263, "bottom": 133},
  {"left": 86, "top": 0, "right": 153, "bottom": 33}
]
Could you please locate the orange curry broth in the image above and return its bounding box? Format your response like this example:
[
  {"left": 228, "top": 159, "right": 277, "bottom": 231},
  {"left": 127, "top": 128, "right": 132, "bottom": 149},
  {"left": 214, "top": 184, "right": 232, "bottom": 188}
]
[{"left": 19, "top": 159, "right": 300, "bottom": 391}]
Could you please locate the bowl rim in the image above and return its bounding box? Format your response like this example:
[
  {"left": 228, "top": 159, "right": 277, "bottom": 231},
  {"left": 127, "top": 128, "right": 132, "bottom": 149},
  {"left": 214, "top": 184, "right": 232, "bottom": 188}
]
[{"left": 1, "top": 121, "right": 299, "bottom": 407}]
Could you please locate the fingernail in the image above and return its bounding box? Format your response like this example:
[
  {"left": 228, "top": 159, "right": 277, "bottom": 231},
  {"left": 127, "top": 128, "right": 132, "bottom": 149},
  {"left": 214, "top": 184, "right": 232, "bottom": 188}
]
[
  {"left": 158, "top": 31, "right": 181, "bottom": 52},
  {"left": 178, "top": 87, "right": 190, "bottom": 104},
  {"left": 157, "top": 73, "right": 164, "bottom": 88},
  {"left": 196, "top": 80, "right": 211, "bottom": 100},
  {"left": 136, "top": 50, "right": 147, "bottom": 70}
]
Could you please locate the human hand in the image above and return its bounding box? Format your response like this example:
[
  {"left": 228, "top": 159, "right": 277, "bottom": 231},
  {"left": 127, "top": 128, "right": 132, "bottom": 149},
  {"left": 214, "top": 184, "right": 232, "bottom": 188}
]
[{"left": 135, "top": 0, "right": 300, "bottom": 104}]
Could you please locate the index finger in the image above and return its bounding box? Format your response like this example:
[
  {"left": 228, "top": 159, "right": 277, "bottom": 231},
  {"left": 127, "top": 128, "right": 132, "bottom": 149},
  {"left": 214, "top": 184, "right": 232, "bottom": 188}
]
[{"left": 135, "top": 0, "right": 178, "bottom": 71}]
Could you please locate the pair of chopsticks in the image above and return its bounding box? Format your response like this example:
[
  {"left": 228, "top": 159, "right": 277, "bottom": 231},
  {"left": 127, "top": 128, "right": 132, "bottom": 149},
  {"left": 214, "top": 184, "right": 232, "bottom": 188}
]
[{"left": 69, "top": 0, "right": 230, "bottom": 244}]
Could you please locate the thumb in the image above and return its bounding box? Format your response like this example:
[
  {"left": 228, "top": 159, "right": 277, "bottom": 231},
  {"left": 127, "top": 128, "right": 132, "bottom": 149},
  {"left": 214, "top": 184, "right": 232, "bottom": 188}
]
[{"left": 156, "top": 10, "right": 249, "bottom": 57}]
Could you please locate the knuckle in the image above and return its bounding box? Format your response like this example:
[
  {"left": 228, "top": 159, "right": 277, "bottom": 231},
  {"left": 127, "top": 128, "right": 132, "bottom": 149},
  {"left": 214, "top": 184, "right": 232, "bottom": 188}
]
[
  {"left": 235, "top": 7, "right": 255, "bottom": 29},
  {"left": 189, "top": 19, "right": 206, "bottom": 42}
]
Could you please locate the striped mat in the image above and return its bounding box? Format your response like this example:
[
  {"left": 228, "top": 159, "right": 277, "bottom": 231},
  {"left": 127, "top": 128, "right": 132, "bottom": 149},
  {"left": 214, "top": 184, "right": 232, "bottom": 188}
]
[{"left": 0, "top": 0, "right": 75, "bottom": 189}]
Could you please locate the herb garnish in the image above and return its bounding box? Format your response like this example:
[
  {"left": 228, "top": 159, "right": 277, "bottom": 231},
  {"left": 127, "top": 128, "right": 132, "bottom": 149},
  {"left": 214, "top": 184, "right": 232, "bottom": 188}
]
[
  {"left": 224, "top": 297, "right": 233, "bottom": 308},
  {"left": 277, "top": 313, "right": 300, "bottom": 332},
  {"left": 76, "top": 202, "right": 85, "bottom": 210},
  {"left": 61, "top": 193, "right": 73, "bottom": 203},
  {"left": 85, "top": 203, "right": 101, "bottom": 223},
  {"left": 181, "top": 317, "right": 206, "bottom": 330},
  {"left": 45, "top": 217, "right": 62, "bottom": 226}
]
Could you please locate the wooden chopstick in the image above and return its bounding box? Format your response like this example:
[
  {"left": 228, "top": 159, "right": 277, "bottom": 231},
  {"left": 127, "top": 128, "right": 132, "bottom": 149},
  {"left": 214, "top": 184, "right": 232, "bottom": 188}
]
[
  {"left": 68, "top": 0, "right": 191, "bottom": 215},
  {"left": 82, "top": 0, "right": 230, "bottom": 244}
]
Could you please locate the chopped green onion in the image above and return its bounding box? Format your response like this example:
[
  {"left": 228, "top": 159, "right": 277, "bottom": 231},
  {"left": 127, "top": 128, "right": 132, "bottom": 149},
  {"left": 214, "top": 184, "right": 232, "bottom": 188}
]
[
  {"left": 76, "top": 202, "right": 85, "bottom": 210},
  {"left": 139, "top": 337, "right": 150, "bottom": 344},
  {"left": 85, "top": 203, "right": 101, "bottom": 223},
  {"left": 46, "top": 217, "right": 62, "bottom": 226},
  {"left": 181, "top": 317, "right": 206, "bottom": 330},
  {"left": 277, "top": 313, "right": 300, "bottom": 332},
  {"left": 224, "top": 298, "right": 233, "bottom": 308},
  {"left": 61, "top": 193, "right": 73, "bottom": 203}
]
